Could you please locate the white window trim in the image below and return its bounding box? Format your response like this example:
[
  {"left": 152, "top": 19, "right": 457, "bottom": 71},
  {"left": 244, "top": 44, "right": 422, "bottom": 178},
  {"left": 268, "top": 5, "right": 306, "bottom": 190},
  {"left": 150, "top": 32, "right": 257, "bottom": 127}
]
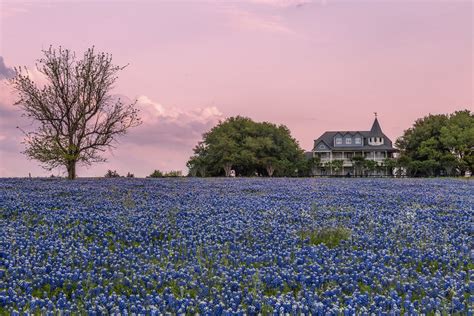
[
  {"left": 335, "top": 138, "right": 342, "bottom": 145},
  {"left": 355, "top": 137, "right": 361, "bottom": 144},
  {"left": 345, "top": 138, "right": 352, "bottom": 144}
]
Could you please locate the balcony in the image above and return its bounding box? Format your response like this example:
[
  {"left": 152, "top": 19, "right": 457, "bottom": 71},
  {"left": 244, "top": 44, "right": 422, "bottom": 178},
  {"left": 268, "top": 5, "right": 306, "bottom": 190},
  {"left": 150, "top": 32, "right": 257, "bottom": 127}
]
[{"left": 319, "top": 157, "right": 388, "bottom": 166}]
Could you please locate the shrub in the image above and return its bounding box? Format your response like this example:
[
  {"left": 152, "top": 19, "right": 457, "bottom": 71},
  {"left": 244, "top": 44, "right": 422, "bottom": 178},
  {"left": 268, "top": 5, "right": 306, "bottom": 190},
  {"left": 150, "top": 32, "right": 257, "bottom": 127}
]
[
  {"left": 104, "top": 170, "right": 121, "bottom": 178},
  {"left": 148, "top": 170, "right": 164, "bottom": 178},
  {"left": 164, "top": 170, "right": 183, "bottom": 177},
  {"left": 126, "top": 172, "right": 134, "bottom": 178}
]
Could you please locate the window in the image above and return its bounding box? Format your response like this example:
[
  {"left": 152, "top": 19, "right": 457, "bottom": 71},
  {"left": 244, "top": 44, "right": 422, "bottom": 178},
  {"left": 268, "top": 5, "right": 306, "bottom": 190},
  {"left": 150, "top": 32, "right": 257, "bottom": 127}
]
[
  {"left": 335, "top": 138, "right": 342, "bottom": 145},
  {"left": 355, "top": 137, "right": 361, "bottom": 144},
  {"left": 318, "top": 144, "right": 326, "bottom": 149},
  {"left": 345, "top": 138, "right": 352, "bottom": 144}
]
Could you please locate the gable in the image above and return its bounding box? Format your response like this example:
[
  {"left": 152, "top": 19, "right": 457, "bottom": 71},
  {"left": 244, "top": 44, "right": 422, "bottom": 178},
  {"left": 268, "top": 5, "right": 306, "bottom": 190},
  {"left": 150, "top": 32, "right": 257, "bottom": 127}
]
[{"left": 314, "top": 140, "right": 331, "bottom": 151}]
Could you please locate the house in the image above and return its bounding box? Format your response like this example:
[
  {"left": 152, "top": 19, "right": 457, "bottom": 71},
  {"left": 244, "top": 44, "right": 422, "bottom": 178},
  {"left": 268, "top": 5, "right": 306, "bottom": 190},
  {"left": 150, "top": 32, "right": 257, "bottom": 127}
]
[{"left": 306, "top": 115, "right": 397, "bottom": 176}]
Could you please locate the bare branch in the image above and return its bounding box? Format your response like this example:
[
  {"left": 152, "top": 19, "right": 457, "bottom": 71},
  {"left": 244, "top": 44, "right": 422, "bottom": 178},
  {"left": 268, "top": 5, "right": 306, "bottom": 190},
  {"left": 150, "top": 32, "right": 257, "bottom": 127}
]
[{"left": 10, "top": 46, "right": 142, "bottom": 179}]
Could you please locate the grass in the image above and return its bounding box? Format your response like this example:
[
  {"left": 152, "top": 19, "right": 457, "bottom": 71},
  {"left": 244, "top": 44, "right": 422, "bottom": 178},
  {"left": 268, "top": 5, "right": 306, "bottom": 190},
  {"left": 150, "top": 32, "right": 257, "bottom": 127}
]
[{"left": 300, "top": 226, "right": 351, "bottom": 248}]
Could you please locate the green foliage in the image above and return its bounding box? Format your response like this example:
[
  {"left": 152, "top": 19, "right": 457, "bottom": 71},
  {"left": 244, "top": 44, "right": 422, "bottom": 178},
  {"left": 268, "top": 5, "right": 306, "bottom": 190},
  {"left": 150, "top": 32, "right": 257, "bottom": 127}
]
[
  {"left": 164, "top": 170, "right": 183, "bottom": 177},
  {"left": 300, "top": 227, "right": 351, "bottom": 248},
  {"left": 396, "top": 110, "right": 473, "bottom": 176},
  {"left": 364, "top": 159, "right": 377, "bottom": 175},
  {"left": 306, "top": 156, "right": 321, "bottom": 176},
  {"left": 104, "top": 170, "right": 121, "bottom": 178},
  {"left": 148, "top": 170, "right": 182, "bottom": 177},
  {"left": 187, "top": 116, "right": 306, "bottom": 177},
  {"left": 351, "top": 155, "right": 366, "bottom": 176},
  {"left": 148, "top": 170, "right": 164, "bottom": 178},
  {"left": 332, "top": 159, "right": 344, "bottom": 175},
  {"left": 382, "top": 158, "right": 396, "bottom": 176}
]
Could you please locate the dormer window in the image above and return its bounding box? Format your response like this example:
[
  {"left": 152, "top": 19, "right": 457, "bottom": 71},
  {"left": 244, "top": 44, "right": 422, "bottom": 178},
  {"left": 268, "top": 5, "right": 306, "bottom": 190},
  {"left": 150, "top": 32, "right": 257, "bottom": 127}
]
[
  {"left": 345, "top": 138, "right": 352, "bottom": 144},
  {"left": 335, "top": 137, "right": 342, "bottom": 145},
  {"left": 355, "top": 137, "right": 361, "bottom": 144},
  {"left": 368, "top": 136, "right": 384, "bottom": 146}
]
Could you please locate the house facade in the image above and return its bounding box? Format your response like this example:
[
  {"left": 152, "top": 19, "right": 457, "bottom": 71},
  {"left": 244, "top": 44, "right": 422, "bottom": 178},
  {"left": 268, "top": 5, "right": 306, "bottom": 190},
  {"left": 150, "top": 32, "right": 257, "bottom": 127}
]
[{"left": 306, "top": 116, "right": 397, "bottom": 176}]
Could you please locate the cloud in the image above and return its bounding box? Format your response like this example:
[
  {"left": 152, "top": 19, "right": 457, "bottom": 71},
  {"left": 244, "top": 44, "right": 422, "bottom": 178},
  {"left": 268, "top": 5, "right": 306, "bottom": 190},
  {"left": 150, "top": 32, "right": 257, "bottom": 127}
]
[
  {"left": 247, "top": 0, "right": 313, "bottom": 8},
  {"left": 125, "top": 95, "right": 223, "bottom": 148},
  {"left": 0, "top": 55, "right": 225, "bottom": 177},
  {"left": 223, "top": 7, "right": 295, "bottom": 35},
  {"left": 0, "top": 73, "right": 224, "bottom": 176},
  {"left": 0, "top": 1, "right": 55, "bottom": 19},
  {"left": 100, "top": 96, "right": 223, "bottom": 176},
  {"left": 0, "top": 57, "right": 15, "bottom": 80}
]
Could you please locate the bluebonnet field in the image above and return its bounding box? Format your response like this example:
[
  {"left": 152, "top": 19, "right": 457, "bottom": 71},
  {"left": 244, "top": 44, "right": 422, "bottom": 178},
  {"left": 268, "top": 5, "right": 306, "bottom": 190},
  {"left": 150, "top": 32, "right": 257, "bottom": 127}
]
[{"left": 0, "top": 178, "right": 472, "bottom": 315}]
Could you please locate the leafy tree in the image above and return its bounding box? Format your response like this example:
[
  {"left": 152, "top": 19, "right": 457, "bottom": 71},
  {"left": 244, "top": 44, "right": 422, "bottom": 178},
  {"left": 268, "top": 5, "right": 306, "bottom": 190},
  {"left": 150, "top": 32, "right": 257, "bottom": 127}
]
[
  {"left": 261, "top": 157, "right": 278, "bottom": 177},
  {"left": 440, "top": 110, "right": 474, "bottom": 173},
  {"left": 332, "top": 160, "right": 344, "bottom": 176},
  {"left": 148, "top": 170, "right": 164, "bottom": 178},
  {"left": 306, "top": 156, "right": 321, "bottom": 176},
  {"left": 164, "top": 170, "right": 183, "bottom": 177},
  {"left": 364, "top": 159, "right": 377, "bottom": 176},
  {"left": 187, "top": 116, "right": 305, "bottom": 177},
  {"left": 351, "top": 156, "right": 366, "bottom": 177},
  {"left": 105, "top": 170, "right": 120, "bottom": 178},
  {"left": 396, "top": 110, "right": 473, "bottom": 176},
  {"left": 10, "top": 46, "right": 141, "bottom": 179},
  {"left": 323, "top": 161, "right": 333, "bottom": 175},
  {"left": 126, "top": 172, "right": 134, "bottom": 178},
  {"left": 382, "top": 158, "right": 396, "bottom": 176},
  {"left": 186, "top": 150, "right": 208, "bottom": 177}
]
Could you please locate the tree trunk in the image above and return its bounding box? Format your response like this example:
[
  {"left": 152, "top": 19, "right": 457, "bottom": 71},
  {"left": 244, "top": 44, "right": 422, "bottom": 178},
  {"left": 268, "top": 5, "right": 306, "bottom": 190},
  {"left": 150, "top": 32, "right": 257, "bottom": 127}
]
[
  {"left": 66, "top": 160, "right": 77, "bottom": 179},
  {"left": 266, "top": 165, "right": 275, "bottom": 177},
  {"left": 199, "top": 167, "right": 206, "bottom": 177},
  {"left": 223, "top": 163, "right": 232, "bottom": 177}
]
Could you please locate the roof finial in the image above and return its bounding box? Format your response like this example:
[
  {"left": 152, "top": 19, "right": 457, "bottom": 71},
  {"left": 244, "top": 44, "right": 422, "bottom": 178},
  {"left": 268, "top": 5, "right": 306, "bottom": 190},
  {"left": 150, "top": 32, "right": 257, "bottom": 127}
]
[{"left": 374, "top": 112, "right": 378, "bottom": 118}]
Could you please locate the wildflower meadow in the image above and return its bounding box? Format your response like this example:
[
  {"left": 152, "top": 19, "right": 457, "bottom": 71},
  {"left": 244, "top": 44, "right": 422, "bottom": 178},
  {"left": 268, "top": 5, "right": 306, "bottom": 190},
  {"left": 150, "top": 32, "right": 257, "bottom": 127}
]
[{"left": 1, "top": 178, "right": 472, "bottom": 314}]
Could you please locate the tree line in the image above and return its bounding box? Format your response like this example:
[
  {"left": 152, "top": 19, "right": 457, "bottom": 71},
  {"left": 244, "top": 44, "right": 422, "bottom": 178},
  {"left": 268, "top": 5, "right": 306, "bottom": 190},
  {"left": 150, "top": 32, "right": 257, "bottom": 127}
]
[
  {"left": 9, "top": 46, "right": 473, "bottom": 178},
  {"left": 187, "top": 112, "right": 473, "bottom": 178}
]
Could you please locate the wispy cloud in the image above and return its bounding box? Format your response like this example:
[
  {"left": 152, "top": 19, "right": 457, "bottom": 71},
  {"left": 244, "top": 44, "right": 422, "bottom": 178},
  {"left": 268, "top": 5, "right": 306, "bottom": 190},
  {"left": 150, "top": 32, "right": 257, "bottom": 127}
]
[
  {"left": 0, "top": 57, "right": 15, "bottom": 80},
  {"left": 129, "top": 95, "right": 223, "bottom": 147},
  {"left": 246, "top": 0, "right": 313, "bottom": 8},
  {"left": 0, "top": 56, "right": 225, "bottom": 176},
  {"left": 0, "top": 1, "right": 55, "bottom": 19},
  {"left": 223, "top": 7, "right": 295, "bottom": 35}
]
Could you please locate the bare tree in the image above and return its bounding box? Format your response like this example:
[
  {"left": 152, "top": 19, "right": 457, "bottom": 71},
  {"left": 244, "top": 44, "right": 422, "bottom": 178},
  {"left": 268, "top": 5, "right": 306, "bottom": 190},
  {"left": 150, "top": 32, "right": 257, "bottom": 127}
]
[{"left": 10, "top": 46, "right": 141, "bottom": 179}]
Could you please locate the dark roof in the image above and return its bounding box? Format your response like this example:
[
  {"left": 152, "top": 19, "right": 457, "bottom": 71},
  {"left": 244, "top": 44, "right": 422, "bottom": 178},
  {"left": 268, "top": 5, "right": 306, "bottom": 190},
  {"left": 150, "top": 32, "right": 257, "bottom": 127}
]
[
  {"left": 312, "top": 118, "right": 396, "bottom": 151},
  {"left": 370, "top": 118, "right": 383, "bottom": 136}
]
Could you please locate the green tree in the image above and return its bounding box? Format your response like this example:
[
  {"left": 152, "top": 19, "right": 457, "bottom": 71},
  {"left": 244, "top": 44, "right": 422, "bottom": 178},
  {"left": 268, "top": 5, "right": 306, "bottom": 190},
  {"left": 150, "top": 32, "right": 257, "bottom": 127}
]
[
  {"left": 105, "top": 170, "right": 121, "bottom": 178},
  {"left": 187, "top": 116, "right": 305, "bottom": 177},
  {"left": 396, "top": 110, "right": 473, "bottom": 176},
  {"left": 307, "top": 156, "right": 321, "bottom": 176},
  {"left": 440, "top": 110, "right": 474, "bottom": 174},
  {"left": 332, "top": 159, "right": 344, "bottom": 176},
  {"left": 351, "top": 156, "right": 366, "bottom": 177},
  {"left": 148, "top": 170, "right": 164, "bottom": 178},
  {"left": 382, "top": 158, "right": 396, "bottom": 176},
  {"left": 364, "top": 159, "right": 377, "bottom": 176},
  {"left": 324, "top": 161, "right": 333, "bottom": 176},
  {"left": 187, "top": 145, "right": 208, "bottom": 177}
]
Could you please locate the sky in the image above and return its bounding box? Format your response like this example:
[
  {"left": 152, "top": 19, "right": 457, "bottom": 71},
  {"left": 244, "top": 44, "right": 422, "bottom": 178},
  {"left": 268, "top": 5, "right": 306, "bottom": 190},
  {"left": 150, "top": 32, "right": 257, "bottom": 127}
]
[{"left": 0, "top": 0, "right": 472, "bottom": 177}]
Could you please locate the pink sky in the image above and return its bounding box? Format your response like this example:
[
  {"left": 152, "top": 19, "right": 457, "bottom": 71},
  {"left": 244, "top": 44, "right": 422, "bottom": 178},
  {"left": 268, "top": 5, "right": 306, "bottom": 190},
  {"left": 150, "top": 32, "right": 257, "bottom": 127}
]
[{"left": 0, "top": 0, "right": 472, "bottom": 177}]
